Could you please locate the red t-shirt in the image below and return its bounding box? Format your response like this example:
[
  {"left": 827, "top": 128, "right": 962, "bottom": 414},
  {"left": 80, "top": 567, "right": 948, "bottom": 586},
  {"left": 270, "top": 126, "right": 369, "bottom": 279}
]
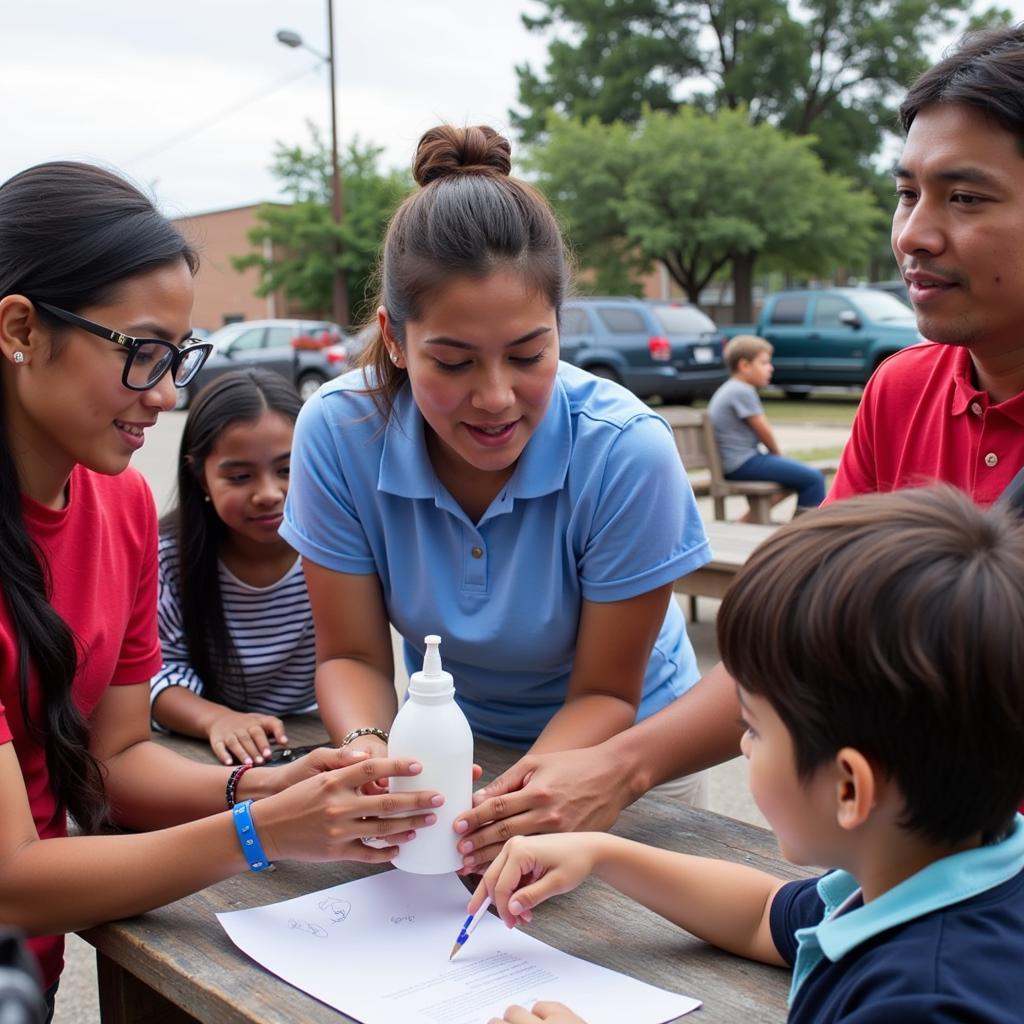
[
  {"left": 0, "top": 465, "right": 162, "bottom": 988},
  {"left": 828, "top": 342, "right": 1024, "bottom": 506}
]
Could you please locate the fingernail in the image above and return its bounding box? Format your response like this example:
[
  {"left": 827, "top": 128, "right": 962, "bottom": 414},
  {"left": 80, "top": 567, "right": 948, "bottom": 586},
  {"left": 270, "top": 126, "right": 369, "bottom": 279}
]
[
  {"left": 254, "top": 756, "right": 263, "bottom": 764},
  {"left": 509, "top": 900, "right": 523, "bottom": 915},
  {"left": 408, "top": 761, "right": 422, "bottom": 773},
  {"left": 243, "top": 757, "right": 253, "bottom": 765},
  {"left": 454, "top": 819, "right": 469, "bottom": 833},
  {"left": 459, "top": 840, "right": 473, "bottom": 853},
  {"left": 425, "top": 813, "right": 437, "bottom": 825},
  {"left": 431, "top": 794, "right": 444, "bottom": 807},
  {"left": 463, "top": 854, "right": 476, "bottom": 867},
  {"left": 280, "top": 736, "right": 288, "bottom": 744},
  {"left": 349, "top": 748, "right": 368, "bottom": 758},
  {"left": 262, "top": 748, "right": 271, "bottom": 757}
]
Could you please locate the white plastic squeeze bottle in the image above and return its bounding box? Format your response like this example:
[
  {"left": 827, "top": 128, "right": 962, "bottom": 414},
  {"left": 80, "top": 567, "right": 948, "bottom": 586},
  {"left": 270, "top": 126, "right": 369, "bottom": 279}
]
[{"left": 388, "top": 635, "right": 473, "bottom": 874}]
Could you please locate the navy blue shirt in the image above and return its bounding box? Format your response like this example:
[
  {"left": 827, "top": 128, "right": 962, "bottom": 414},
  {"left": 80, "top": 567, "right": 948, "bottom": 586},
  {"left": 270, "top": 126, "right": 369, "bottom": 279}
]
[{"left": 770, "top": 821, "right": 1024, "bottom": 1022}]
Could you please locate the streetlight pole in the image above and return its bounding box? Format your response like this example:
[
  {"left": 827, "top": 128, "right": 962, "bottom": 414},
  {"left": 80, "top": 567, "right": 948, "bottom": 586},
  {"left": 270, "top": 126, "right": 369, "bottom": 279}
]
[{"left": 276, "top": 1, "right": 350, "bottom": 327}]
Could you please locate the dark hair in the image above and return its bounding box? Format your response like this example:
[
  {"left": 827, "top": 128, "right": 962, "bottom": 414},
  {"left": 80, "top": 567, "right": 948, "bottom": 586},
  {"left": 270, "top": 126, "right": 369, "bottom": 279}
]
[
  {"left": 160, "top": 369, "right": 301, "bottom": 704},
  {"left": 361, "top": 124, "right": 568, "bottom": 420},
  {"left": 900, "top": 24, "right": 1024, "bottom": 150},
  {"left": 0, "top": 161, "right": 197, "bottom": 834},
  {"left": 718, "top": 487, "right": 1024, "bottom": 846}
]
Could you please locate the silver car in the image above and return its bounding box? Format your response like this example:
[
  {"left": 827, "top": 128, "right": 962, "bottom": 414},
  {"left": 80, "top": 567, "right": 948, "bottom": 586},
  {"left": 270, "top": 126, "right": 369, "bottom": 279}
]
[{"left": 175, "top": 318, "right": 346, "bottom": 409}]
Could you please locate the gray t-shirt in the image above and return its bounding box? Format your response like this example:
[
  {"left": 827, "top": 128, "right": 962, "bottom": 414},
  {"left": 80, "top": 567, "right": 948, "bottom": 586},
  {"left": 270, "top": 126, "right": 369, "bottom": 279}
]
[{"left": 707, "top": 377, "right": 764, "bottom": 473}]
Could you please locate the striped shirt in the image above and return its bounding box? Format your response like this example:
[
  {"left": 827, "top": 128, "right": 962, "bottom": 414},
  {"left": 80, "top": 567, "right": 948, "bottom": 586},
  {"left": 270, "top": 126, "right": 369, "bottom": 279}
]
[{"left": 151, "top": 533, "right": 317, "bottom": 717}]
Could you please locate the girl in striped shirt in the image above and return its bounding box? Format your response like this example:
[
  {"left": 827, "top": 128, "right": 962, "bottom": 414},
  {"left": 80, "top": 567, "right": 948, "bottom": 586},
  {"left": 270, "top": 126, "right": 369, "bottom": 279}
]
[{"left": 151, "top": 368, "right": 317, "bottom": 765}]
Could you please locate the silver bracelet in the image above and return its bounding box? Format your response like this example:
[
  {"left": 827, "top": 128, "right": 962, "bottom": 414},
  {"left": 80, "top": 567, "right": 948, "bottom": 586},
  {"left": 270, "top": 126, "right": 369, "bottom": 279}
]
[{"left": 340, "top": 726, "right": 389, "bottom": 748}]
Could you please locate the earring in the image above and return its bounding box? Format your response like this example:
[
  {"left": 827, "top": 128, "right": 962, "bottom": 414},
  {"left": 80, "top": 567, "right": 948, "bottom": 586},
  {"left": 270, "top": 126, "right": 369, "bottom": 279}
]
[
  {"left": 390, "top": 350, "right": 400, "bottom": 365},
  {"left": 12, "top": 351, "right": 25, "bottom": 364},
  {"left": 204, "top": 495, "right": 211, "bottom": 503}
]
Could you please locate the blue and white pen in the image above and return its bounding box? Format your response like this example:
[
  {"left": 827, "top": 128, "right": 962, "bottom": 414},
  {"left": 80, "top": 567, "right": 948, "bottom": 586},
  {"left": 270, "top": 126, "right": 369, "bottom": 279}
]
[{"left": 449, "top": 896, "right": 492, "bottom": 960}]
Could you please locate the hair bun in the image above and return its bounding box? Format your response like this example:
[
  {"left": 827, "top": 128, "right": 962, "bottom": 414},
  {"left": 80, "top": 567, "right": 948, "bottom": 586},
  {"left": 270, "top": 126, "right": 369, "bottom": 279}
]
[{"left": 413, "top": 125, "right": 512, "bottom": 186}]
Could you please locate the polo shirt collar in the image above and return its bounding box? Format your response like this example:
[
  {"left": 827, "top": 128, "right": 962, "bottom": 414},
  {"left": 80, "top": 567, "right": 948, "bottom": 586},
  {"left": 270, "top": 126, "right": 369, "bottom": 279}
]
[
  {"left": 790, "top": 814, "right": 1024, "bottom": 1004},
  {"left": 949, "top": 346, "right": 1024, "bottom": 425},
  {"left": 377, "top": 377, "right": 572, "bottom": 507}
]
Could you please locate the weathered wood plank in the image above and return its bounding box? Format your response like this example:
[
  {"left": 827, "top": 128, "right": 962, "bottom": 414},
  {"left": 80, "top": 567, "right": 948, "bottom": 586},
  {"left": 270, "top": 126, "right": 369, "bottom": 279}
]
[{"left": 81, "top": 718, "right": 803, "bottom": 1023}]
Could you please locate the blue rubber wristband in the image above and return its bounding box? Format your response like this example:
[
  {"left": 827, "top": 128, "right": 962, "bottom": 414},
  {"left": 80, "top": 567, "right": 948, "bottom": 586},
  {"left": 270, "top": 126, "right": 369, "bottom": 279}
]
[{"left": 232, "top": 799, "right": 272, "bottom": 872}]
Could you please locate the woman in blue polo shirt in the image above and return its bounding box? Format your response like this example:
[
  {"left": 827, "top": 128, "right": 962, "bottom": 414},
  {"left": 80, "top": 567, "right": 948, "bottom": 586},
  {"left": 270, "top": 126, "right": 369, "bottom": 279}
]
[{"left": 281, "top": 124, "right": 711, "bottom": 867}]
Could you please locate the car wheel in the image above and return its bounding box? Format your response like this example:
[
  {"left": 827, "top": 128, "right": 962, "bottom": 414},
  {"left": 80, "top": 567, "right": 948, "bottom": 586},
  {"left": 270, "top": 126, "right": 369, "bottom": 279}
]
[
  {"left": 297, "top": 372, "right": 327, "bottom": 402},
  {"left": 586, "top": 364, "right": 623, "bottom": 385}
]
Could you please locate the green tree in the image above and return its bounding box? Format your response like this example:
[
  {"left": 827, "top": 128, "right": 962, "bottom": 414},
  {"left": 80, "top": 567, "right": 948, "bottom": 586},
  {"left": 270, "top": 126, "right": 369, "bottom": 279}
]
[
  {"left": 534, "top": 108, "right": 881, "bottom": 319},
  {"left": 233, "top": 125, "right": 411, "bottom": 325},
  {"left": 514, "top": 0, "right": 981, "bottom": 177}
]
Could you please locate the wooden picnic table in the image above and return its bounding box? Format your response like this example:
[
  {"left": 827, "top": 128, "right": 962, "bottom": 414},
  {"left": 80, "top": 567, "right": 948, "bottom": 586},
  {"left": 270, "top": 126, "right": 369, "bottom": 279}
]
[
  {"left": 81, "top": 716, "right": 804, "bottom": 1024},
  {"left": 674, "top": 520, "right": 778, "bottom": 621}
]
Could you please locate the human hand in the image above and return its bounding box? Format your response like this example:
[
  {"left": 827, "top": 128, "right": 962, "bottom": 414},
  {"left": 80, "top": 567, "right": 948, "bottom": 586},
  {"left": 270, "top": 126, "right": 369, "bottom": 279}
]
[
  {"left": 453, "top": 748, "right": 634, "bottom": 871},
  {"left": 488, "top": 1001, "right": 588, "bottom": 1023},
  {"left": 255, "top": 756, "right": 444, "bottom": 864},
  {"left": 341, "top": 734, "right": 390, "bottom": 795},
  {"left": 347, "top": 738, "right": 483, "bottom": 798},
  {"left": 257, "top": 744, "right": 378, "bottom": 795},
  {"left": 207, "top": 710, "right": 287, "bottom": 766},
  {"left": 469, "top": 833, "right": 599, "bottom": 928}
]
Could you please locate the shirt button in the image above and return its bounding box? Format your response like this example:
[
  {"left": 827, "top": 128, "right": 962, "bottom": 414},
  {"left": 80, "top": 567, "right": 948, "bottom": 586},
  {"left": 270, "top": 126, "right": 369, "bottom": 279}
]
[
  {"left": 970, "top": 401, "right": 983, "bottom": 416},
  {"left": 470, "top": 546, "right": 483, "bottom": 559},
  {"left": 985, "top": 452, "right": 999, "bottom": 468}
]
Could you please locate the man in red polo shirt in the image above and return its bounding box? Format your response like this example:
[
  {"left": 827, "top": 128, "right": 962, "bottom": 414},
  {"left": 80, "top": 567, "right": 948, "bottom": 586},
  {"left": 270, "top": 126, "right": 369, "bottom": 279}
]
[{"left": 830, "top": 25, "right": 1024, "bottom": 506}]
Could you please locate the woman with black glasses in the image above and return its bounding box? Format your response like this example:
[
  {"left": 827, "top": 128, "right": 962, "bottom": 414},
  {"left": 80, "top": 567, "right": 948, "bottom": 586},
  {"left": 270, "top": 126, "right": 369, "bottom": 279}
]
[{"left": 0, "top": 162, "right": 441, "bottom": 1021}]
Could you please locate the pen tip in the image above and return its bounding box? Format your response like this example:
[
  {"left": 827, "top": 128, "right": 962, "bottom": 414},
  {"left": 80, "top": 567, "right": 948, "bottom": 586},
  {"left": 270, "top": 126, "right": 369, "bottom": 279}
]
[{"left": 449, "top": 943, "right": 461, "bottom": 961}]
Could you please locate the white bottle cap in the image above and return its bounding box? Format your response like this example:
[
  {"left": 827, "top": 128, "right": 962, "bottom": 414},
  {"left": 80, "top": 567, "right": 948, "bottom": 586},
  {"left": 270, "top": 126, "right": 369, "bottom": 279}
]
[{"left": 408, "top": 635, "right": 454, "bottom": 699}]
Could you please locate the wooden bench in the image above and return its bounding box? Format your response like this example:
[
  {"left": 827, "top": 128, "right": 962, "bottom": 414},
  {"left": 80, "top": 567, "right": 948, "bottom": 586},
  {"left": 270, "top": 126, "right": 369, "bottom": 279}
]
[
  {"left": 660, "top": 407, "right": 839, "bottom": 524},
  {"left": 675, "top": 520, "right": 779, "bottom": 620}
]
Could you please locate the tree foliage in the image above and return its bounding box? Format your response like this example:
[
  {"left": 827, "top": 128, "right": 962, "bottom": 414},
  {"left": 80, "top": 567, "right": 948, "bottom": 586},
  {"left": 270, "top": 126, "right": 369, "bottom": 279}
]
[
  {"left": 233, "top": 124, "right": 411, "bottom": 324},
  {"left": 514, "top": 0, "right": 988, "bottom": 178},
  {"left": 533, "top": 108, "right": 881, "bottom": 317}
]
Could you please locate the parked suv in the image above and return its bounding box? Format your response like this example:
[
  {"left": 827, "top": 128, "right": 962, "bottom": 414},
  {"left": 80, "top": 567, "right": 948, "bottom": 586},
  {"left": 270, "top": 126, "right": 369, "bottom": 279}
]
[
  {"left": 559, "top": 297, "right": 727, "bottom": 403},
  {"left": 176, "top": 318, "right": 347, "bottom": 409},
  {"left": 721, "top": 287, "right": 920, "bottom": 396}
]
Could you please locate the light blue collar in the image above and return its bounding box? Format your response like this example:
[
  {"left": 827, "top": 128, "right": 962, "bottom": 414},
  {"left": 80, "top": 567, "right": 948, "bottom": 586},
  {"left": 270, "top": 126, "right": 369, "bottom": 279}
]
[
  {"left": 790, "top": 814, "right": 1024, "bottom": 1004},
  {"left": 377, "top": 374, "right": 572, "bottom": 522}
]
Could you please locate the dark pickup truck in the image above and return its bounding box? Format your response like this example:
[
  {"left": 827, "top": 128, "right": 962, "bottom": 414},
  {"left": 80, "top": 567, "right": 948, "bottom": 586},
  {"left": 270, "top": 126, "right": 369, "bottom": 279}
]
[{"left": 723, "top": 288, "right": 921, "bottom": 396}]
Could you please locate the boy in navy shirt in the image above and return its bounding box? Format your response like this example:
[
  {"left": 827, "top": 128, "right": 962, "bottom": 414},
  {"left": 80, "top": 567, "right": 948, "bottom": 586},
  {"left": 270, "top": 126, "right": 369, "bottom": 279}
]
[{"left": 472, "top": 487, "right": 1024, "bottom": 1024}]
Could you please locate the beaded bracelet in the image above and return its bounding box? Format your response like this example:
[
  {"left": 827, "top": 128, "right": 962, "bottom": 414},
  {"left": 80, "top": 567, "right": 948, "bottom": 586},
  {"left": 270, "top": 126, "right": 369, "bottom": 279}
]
[
  {"left": 340, "top": 726, "right": 389, "bottom": 748},
  {"left": 225, "top": 764, "right": 253, "bottom": 809},
  {"left": 232, "top": 799, "right": 272, "bottom": 872}
]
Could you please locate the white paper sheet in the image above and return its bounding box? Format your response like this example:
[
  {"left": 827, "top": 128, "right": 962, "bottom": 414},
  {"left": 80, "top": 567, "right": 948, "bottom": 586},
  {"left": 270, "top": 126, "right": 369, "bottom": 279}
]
[{"left": 217, "top": 870, "right": 700, "bottom": 1024}]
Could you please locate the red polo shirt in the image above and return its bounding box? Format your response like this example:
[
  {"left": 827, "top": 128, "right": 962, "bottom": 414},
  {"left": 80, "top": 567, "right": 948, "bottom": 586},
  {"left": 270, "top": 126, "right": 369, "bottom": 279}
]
[
  {"left": 0, "top": 466, "right": 162, "bottom": 989},
  {"left": 828, "top": 341, "right": 1024, "bottom": 815},
  {"left": 829, "top": 342, "right": 1024, "bottom": 506}
]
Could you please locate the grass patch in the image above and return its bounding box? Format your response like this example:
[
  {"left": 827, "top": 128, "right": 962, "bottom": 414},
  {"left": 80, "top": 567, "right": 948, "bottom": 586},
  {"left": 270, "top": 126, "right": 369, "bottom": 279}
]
[
  {"left": 693, "top": 391, "right": 860, "bottom": 428},
  {"left": 790, "top": 445, "right": 845, "bottom": 463}
]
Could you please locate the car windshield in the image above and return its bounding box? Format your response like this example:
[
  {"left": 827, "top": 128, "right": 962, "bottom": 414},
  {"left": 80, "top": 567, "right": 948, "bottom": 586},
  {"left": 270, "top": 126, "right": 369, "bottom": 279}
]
[
  {"left": 652, "top": 305, "right": 717, "bottom": 335},
  {"left": 852, "top": 290, "right": 917, "bottom": 323}
]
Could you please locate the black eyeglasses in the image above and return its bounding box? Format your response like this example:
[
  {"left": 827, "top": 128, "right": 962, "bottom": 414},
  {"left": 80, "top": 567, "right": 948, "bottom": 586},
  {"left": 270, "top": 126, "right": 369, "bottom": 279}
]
[{"left": 34, "top": 301, "right": 213, "bottom": 392}]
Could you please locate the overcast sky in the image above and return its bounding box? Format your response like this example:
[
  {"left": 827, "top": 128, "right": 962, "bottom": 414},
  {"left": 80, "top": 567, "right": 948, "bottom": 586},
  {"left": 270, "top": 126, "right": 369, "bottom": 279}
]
[
  {"left": 3, "top": 1, "right": 1022, "bottom": 218},
  {"left": 2, "top": 0, "right": 550, "bottom": 216}
]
